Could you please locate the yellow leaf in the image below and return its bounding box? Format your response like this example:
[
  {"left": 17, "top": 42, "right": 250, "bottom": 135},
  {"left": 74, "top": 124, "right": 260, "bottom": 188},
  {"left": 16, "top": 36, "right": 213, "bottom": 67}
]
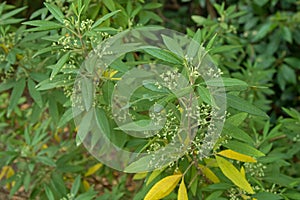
[
  {"left": 82, "top": 179, "right": 90, "bottom": 191},
  {"left": 84, "top": 163, "right": 103, "bottom": 177},
  {"left": 203, "top": 158, "right": 219, "bottom": 167},
  {"left": 144, "top": 174, "right": 182, "bottom": 200},
  {"left": 146, "top": 168, "right": 165, "bottom": 186},
  {"left": 178, "top": 178, "right": 188, "bottom": 200},
  {"left": 240, "top": 166, "right": 246, "bottom": 178},
  {"left": 217, "top": 149, "right": 257, "bottom": 163},
  {"left": 54, "top": 132, "right": 61, "bottom": 143},
  {"left": 6, "top": 166, "right": 15, "bottom": 178},
  {"left": 0, "top": 166, "right": 15, "bottom": 189},
  {"left": 198, "top": 164, "right": 220, "bottom": 183},
  {"left": 102, "top": 69, "right": 121, "bottom": 80},
  {"left": 216, "top": 156, "right": 254, "bottom": 194},
  {"left": 0, "top": 166, "right": 9, "bottom": 180},
  {"left": 133, "top": 172, "right": 148, "bottom": 180},
  {"left": 241, "top": 194, "right": 250, "bottom": 200}
]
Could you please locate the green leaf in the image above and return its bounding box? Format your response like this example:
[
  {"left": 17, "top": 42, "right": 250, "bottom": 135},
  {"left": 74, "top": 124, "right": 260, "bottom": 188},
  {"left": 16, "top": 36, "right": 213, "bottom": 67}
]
[
  {"left": 0, "top": 79, "right": 15, "bottom": 92},
  {"left": 102, "top": 0, "right": 116, "bottom": 11},
  {"left": 252, "top": 192, "right": 283, "bottom": 200},
  {"left": 125, "top": 155, "right": 152, "bottom": 173},
  {"left": 203, "top": 77, "right": 248, "bottom": 91},
  {"left": 58, "top": 108, "right": 74, "bottom": 128},
  {"left": 23, "top": 20, "right": 63, "bottom": 31},
  {"left": 280, "top": 64, "right": 296, "bottom": 84},
  {"left": 284, "top": 57, "right": 300, "bottom": 69},
  {"left": 36, "top": 156, "right": 56, "bottom": 167},
  {"left": 146, "top": 168, "right": 165, "bottom": 186},
  {"left": 216, "top": 156, "right": 254, "bottom": 194},
  {"left": 197, "top": 85, "right": 213, "bottom": 105},
  {"left": 76, "top": 109, "right": 94, "bottom": 146},
  {"left": 210, "top": 45, "right": 241, "bottom": 54},
  {"left": 143, "top": 80, "right": 170, "bottom": 93},
  {"left": 206, "top": 33, "right": 217, "bottom": 50},
  {"left": 81, "top": 76, "right": 94, "bottom": 111},
  {"left": 227, "top": 94, "right": 268, "bottom": 118},
  {"left": 226, "top": 112, "right": 248, "bottom": 126},
  {"left": 144, "top": 3, "right": 162, "bottom": 9},
  {"left": 144, "top": 47, "right": 183, "bottom": 65},
  {"left": 50, "top": 52, "right": 70, "bottom": 79},
  {"left": 44, "top": 3, "right": 64, "bottom": 23},
  {"left": 223, "top": 141, "right": 265, "bottom": 157},
  {"left": 223, "top": 122, "right": 254, "bottom": 144},
  {"left": 75, "top": 190, "right": 97, "bottom": 200},
  {"left": 162, "top": 35, "right": 184, "bottom": 57},
  {"left": 7, "top": 77, "right": 26, "bottom": 117},
  {"left": 44, "top": 185, "right": 55, "bottom": 200},
  {"left": 252, "top": 22, "right": 273, "bottom": 42},
  {"left": 48, "top": 97, "right": 59, "bottom": 124},
  {"left": 71, "top": 175, "right": 81, "bottom": 196},
  {"left": 0, "top": 6, "right": 27, "bottom": 20},
  {"left": 187, "top": 29, "right": 202, "bottom": 58},
  {"left": 115, "top": 120, "right": 162, "bottom": 132},
  {"left": 51, "top": 172, "right": 67, "bottom": 196},
  {"left": 91, "top": 10, "right": 120, "bottom": 29},
  {"left": 28, "top": 79, "right": 43, "bottom": 108},
  {"left": 9, "top": 176, "right": 23, "bottom": 197},
  {"left": 192, "top": 15, "right": 214, "bottom": 26},
  {"left": 282, "top": 26, "right": 292, "bottom": 43},
  {"left": 23, "top": 172, "right": 31, "bottom": 192},
  {"left": 95, "top": 107, "right": 110, "bottom": 136}
]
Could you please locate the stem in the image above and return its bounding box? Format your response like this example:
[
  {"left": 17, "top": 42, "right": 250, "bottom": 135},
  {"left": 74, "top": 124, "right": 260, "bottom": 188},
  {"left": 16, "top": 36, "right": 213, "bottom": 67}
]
[{"left": 182, "top": 160, "right": 194, "bottom": 177}]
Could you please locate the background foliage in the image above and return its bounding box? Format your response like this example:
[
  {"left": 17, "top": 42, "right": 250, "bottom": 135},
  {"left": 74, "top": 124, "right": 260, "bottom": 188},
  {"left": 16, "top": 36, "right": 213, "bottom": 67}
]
[{"left": 0, "top": 0, "right": 299, "bottom": 199}]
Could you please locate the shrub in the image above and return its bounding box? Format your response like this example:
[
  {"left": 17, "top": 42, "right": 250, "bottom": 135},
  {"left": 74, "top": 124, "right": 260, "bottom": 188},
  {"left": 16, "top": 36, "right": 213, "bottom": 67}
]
[{"left": 0, "top": 0, "right": 299, "bottom": 199}]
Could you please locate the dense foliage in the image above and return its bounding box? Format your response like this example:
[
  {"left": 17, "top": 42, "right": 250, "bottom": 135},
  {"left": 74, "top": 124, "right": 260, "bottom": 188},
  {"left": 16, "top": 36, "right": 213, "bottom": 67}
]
[{"left": 0, "top": 0, "right": 299, "bottom": 199}]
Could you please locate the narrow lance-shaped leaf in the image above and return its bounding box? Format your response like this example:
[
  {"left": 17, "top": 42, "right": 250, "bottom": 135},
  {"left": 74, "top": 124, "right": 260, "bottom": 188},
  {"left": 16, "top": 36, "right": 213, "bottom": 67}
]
[
  {"left": 44, "top": 3, "right": 64, "bottom": 23},
  {"left": 0, "top": 6, "right": 27, "bottom": 20},
  {"left": 216, "top": 156, "right": 254, "bottom": 194},
  {"left": 224, "top": 141, "right": 265, "bottom": 157},
  {"left": 28, "top": 79, "right": 43, "bottom": 108},
  {"left": 50, "top": 52, "right": 70, "bottom": 79},
  {"left": 227, "top": 94, "right": 268, "bottom": 118},
  {"left": 217, "top": 149, "right": 257, "bottom": 163},
  {"left": 44, "top": 185, "right": 55, "bottom": 200},
  {"left": 146, "top": 168, "right": 166, "bottom": 186},
  {"left": 133, "top": 172, "right": 148, "bottom": 180},
  {"left": 91, "top": 10, "right": 121, "bottom": 29},
  {"left": 23, "top": 20, "right": 63, "bottom": 31},
  {"left": 178, "top": 178, "right": 188, "bottom": 200},
  {"left": 71, "top": 175, "right": 81, "bottom": 196},
  {"left": 144, "top": 47, "right": 183, "bottom": 65},
  {"left": 85, "top": 163, "right": 103, "bottom": 177},
  {"left": 198, "top": 164, "right": 220, "bottom": 183},
  {"left": 7, "top": 77, "right": 26, "bottom": 117},
  {"left": 144, "top": 174, "right": 182, "bottom": 200},
  {"left": 162, "top": 35, "right": 184, "bottom": 57}
]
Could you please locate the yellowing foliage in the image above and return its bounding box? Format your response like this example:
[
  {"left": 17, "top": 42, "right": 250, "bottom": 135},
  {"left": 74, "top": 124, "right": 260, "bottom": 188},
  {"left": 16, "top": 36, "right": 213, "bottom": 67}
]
[
  {"left": 198, "top": 164, "right": 220, "bottom": 183},
  {"left": 84, "top": 163, "right": 103, "bottom": 177},
  {"left": 178, "top": 178, "right": 188, "bottom": 200},
  {"left": 216, "top": 156, "right": 254, "bottom": 194},
  {"left": 144, "top": 174, "right": 182, "bottom": 200},
  {"left": 146, "top": 168, "right": 165, "bottom": 186},
  {"left": 217, "top": 149, "right": 257, "bottom": 163},
  {"left": 133, "top": 172, "right": 148, "bottom": 180}
]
